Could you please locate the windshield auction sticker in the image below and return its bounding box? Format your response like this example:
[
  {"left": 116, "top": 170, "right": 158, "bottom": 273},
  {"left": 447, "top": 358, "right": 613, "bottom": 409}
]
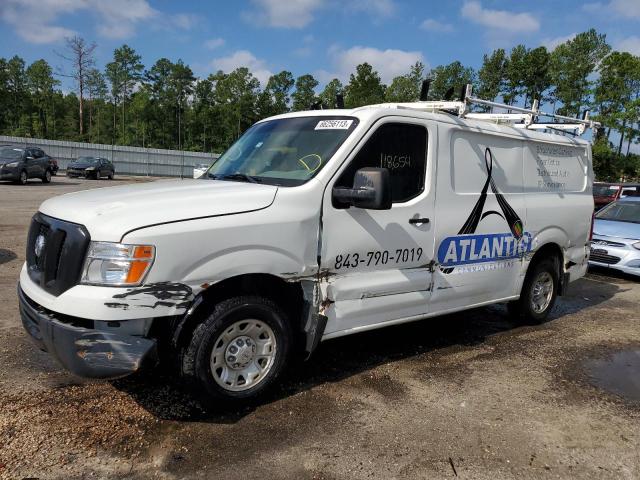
[{"left": 315, "top": 119, "right": 354, "bottom": 130}]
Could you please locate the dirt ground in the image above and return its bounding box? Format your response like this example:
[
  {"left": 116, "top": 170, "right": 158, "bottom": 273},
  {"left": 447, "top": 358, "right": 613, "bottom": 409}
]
[{"left": 0, "top": 175, "right": 639, "bottom": 480}]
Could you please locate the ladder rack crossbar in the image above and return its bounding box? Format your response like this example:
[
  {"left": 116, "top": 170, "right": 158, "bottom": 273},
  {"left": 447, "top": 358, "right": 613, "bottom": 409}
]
[{"left": 380, "top": 84, "right": 600, "bottom": 136}]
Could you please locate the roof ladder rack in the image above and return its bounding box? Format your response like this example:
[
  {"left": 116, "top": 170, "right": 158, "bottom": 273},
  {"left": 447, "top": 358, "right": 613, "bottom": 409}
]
[{"left": 392, "top": 83, "right": 600, "bottom": 136}]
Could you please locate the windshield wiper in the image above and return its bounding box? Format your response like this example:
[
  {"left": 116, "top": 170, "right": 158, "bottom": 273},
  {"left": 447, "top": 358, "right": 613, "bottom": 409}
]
[{"left": 215, "top": 173, "right": 261, "bottom": 183}]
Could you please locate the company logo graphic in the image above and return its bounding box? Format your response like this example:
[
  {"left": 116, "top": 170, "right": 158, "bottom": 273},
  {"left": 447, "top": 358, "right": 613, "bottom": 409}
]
[
  {"left": 438, "top": 232, "right": 532, "bottom": 267},
  {"left": 34, "top": 234, "right": 46, "bottom": 258},
  {"left": 441, "top": 147, "right": 529, "bottom": 272}
]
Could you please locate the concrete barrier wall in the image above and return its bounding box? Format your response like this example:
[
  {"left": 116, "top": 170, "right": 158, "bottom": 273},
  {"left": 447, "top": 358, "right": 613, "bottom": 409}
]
[{"left": 0, "top": 136, "right": 220, "bottom": 178}]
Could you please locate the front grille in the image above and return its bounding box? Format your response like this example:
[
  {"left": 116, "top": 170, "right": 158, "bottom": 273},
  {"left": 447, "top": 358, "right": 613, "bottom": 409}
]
[
  {"left": 26, "top": 213, "right": 90, "bottom": 296},
  {"left": 589, "top": 249, "right": 621, "bottom": 265}
]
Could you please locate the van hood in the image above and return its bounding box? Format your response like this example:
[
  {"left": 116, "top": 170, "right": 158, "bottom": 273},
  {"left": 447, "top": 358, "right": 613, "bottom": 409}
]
[{"left": 39, "top": 179, "right": 278, "bottom": 242}]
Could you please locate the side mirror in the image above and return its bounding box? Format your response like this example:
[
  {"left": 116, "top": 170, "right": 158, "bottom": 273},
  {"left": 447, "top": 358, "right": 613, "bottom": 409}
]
[{"left": 332, "top": 167, "right": 392, "bottom": 210}]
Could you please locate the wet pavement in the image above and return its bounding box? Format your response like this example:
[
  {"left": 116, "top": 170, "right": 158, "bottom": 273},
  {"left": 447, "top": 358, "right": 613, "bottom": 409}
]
[
  {"left": 0, "top": 176, "right": 639, "bottom": 479},
  {"left": 585, "top": 349, "right": 640, "bottom": 404}
]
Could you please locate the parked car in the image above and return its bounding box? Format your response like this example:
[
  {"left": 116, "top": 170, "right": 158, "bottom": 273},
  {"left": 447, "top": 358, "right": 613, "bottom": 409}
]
[
  {"left": 590, "top": 196, "right": 640, "bottom": 276},
  {"left": 593, "top": 182, "right": 640, "bottom": 210},
  {"left": 19, "top": 91, "right": 594, "bottom": 402},
  {"left": 0, "top": 145, "right": 53, "bottom": 184},
  {"left": 193, "top": 163, "right": 210, "bottom": 179},
  {"left": 48, "top": 158, "right": 59, "bottom": 175},
  {"left": 67, "top": 157, "right": 115, "bottom": 179}
]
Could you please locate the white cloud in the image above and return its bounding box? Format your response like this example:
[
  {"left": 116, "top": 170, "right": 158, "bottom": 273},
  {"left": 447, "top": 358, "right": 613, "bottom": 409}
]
[
  {"left": 610, "top": 0, "right": 640, "bottom": 18},
  {"left": 210, "top": 50, "right": 273, "bottom": 85},
  {"left": 349, "top": 0, "right": 396, "bottom": 18},
  {"left": 0, "top": 0, "right": 196, "bottom": 43},
  {"left": 326, "top": 45, "right": 426, "bottom": 84},
  {"left": 173, "top": 13, "right": 200, "bottom": 30},
  {"left": 243, "top": 0, "right": 324, "bottom": 28},
  {"left": 0, "top": 0, "right": 80, "bottom": 43},
  {"left": 616, "top": 36, "right": 640, "bottom": 55},
  {"left": 420, "top": 18, "right": 454, "bottom": 33},
  {"left": 461, "top": 1, "right": 539, "bottom": 33},
  {"left": 204, "top": 37, "right": 225, "bottom": 50},
  {"left": 584, "top": 0, "right": 640, "bottom": 17},
  {"left": 92, "top": 0, "right": 159, "bottom": 39},
  {"left": 543, "top": 33, "right": 577, "bottom": 50}
]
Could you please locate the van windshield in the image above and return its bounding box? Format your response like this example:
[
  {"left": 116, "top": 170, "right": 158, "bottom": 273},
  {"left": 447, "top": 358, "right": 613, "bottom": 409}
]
[{"left": 205, "top": 116, "right": 359, "bottom": 186}]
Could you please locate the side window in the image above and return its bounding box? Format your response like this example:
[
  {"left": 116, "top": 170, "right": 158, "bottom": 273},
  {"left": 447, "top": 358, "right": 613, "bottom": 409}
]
[
  {"left": 33, "top": 149, "right": 43, "bottom": 158},
  {"left": 336, "top": 123, "right": 427, "bottom": 203}
]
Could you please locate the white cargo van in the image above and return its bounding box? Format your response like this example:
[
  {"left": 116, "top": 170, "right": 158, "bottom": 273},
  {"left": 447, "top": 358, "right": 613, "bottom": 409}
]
[{"left": 18, "top": 88, "right": 595, "bottom": 400}]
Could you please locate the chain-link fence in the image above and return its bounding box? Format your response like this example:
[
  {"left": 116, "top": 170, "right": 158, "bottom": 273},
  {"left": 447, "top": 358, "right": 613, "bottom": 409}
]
[{"left": 0, "top": 135, "right": 220, "bottom": 178}]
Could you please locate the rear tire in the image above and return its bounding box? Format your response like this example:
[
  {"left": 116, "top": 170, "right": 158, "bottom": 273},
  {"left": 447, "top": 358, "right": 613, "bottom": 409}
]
[
  {"left": 41, "top": 169, "right": 51, "bottom": 183},
  {"left": 508, "top": 257, "right": 559, "bottom": 324},
  {"left": 181, "top": 296, "right": 291, "bottom": 402}
]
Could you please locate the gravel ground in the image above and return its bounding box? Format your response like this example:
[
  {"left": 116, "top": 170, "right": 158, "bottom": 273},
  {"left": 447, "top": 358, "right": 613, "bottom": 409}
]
[{"left": 0, "top": 175, "right": 639, "bottom": 479}]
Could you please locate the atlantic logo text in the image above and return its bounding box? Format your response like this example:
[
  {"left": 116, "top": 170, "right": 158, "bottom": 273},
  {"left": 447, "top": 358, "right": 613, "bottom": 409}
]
[{"left": 437, "top": 232, "right": 532, "bottom": 267}]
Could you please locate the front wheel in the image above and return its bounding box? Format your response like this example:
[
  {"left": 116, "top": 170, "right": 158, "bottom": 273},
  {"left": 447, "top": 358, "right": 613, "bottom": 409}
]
[
  {"left": 182, "top": 296, "right": 291, "bottom": 402},
  {"left": 508, "top": 257, "right": 559, "bottom": 324},
  {"left": 17, "top": 170, "right": 27, "bottom": 185},
  {"left": 41, "top": 169, "right": 51, "bottom": 183}
]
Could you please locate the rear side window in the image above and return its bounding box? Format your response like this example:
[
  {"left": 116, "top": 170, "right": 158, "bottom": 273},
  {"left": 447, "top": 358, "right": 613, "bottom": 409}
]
[
  {"left": 32, "top": 149, "right": 44, "bottom": 158},
  {"left": 336, "top": 123, "right": 427, "bottom": 203}
]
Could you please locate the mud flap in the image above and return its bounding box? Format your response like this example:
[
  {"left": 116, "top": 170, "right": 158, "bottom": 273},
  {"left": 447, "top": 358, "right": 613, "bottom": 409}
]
[{"left": 558, "top": 271, "right": 571, "bottom": 296}]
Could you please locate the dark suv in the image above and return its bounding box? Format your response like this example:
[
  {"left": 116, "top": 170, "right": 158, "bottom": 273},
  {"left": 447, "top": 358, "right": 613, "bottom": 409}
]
[{"left": 0, "top": 146, "right": 53, "bottom": 185}]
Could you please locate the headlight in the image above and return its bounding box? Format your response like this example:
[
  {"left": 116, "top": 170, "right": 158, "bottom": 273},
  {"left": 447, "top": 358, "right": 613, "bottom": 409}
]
[
  {"left": 633, "top": 242, "right": 640, "bottom": 250},
  {"left": 85, "top": 167, "right": 95, "bottom": 171},
  {"left": 5, "top": 161, "right": 19, "bottom": 167},
  {"left": 81, "top": 242, "right": 155, "bottom": 286}
]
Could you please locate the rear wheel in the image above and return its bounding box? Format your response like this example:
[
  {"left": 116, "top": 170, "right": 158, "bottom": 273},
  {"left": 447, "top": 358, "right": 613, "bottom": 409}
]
[
  {"left": 182, "top": 296, "right": 291, "bottom": 402},
  {"left": 41, "top": 169, "right": 51, "bottom": 183},
  {"left": 508, "top": 257, "right": 559, "bottom": 324}
]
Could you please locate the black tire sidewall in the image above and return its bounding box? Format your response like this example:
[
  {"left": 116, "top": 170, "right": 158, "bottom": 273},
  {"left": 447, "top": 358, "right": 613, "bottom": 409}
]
[
  {"left": 191, "top": 296, "right": 291, "bottom": 401},
  {"left": 19, "top": 170, "right": 27, "bottom": 185},
  {"left": 520, "top": 258, "right": 559, "bottom": 323},
  {"left": 42, "top": 170, "right": 51, "bottom": 183}
]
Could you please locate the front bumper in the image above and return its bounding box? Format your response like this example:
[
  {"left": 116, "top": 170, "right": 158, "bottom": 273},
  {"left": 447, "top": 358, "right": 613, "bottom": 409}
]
[
  {"left": 66, "top": 169, "right": 90, "bottom": 177},
  {"left": 19, "top": 284, "right": 157, "bottom": 379},
  {"left": 0, "top": 166, "right": 19, "bottom": 180},
  {"left": 589, "top": 240, "right": 640, "bottom": 277}
]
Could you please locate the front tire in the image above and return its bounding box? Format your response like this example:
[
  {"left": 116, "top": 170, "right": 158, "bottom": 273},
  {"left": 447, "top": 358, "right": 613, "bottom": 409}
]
[
  {"left": 41, "top": 169, "right": 51, "bottom": 183},
  {"left": 17, "top": 170, "right": 27, "bottom": 185},
  {"left": 508, "top": 257, "right": 559, "bottom": 324},
  {"left": 182, "top": 296, "right": 291, "bottom": 402}
]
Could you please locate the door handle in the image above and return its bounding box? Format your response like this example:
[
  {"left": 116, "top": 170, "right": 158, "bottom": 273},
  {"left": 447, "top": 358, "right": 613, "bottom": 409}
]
[{"left": 409, "top": 217, "right": 430, "bottom": 224}]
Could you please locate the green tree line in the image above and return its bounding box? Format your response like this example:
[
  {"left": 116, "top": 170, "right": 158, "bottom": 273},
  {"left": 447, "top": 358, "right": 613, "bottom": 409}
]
[{"left": 0, "top": 28, "right": 638, "bottom": 180}]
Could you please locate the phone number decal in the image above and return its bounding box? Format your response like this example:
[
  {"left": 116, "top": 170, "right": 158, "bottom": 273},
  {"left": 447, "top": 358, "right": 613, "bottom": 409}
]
[{"left": 334, "top": 248, "right": 423, "bottom": 270}]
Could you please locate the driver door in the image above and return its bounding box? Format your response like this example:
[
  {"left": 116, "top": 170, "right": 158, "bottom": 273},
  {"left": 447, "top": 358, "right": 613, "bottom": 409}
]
[{"left": 319, "top": 118, "right": 436, "bottom": 337}]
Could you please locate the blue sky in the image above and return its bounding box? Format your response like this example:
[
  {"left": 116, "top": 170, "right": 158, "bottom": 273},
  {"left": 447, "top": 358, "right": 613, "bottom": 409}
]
[{"left": 1, "top": 0, "right": 639, "bottom": 90}]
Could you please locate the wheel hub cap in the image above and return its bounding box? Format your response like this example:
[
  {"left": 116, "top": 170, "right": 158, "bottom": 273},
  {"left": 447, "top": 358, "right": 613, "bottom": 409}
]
[
  {"left": 225, "top": 335, "right": 256, "bottom": 369},
  {"left": 210, "top": 319, "right": 277, "bottom": 392},
  {"left": 531, "top": 271, "right": 553, "bottom": 314}
]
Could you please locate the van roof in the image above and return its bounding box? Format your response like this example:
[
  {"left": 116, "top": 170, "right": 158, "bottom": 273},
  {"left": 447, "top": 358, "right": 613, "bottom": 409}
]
[{"left": 266, "top": 107, "right": 590, "bottom": 147}]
